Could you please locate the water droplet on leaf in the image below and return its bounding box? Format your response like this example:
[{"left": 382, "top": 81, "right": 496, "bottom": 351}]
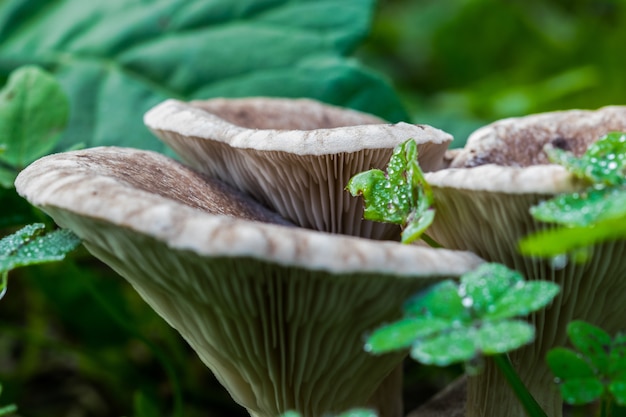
[{"left": 551, "top": 254, "right": 568, "bottom": 270}]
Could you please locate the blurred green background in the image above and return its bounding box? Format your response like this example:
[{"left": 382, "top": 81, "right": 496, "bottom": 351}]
[
  {"left": 1, "top": 0, "right": 626, "bottom": 416},
  {"left": 359, "top": 0, "right": 626, "bottom": 147}
]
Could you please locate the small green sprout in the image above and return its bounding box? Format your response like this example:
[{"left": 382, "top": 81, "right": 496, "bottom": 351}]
[
  {"left": 520, "top": 132, "right": 626, "bottom": 259},
  {"left": 0, "top": 223, "right": 81, "bottom": 299},
  {"left": 547, "top": 321, "right": 626, "bottom": 414},
  {"left": 346, "top": 138, "right": 434, "bottom": 244},
  {"left": 365, "top": 263, "right": 559, "bottom": 367}
]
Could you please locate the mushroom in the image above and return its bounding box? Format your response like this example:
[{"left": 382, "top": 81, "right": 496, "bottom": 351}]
[
  {"left": 423, "top": 106, "right": 626, "bottom": 417},
  {"left": 144, "top": 97, "right": 452, "bottom": 240},
  {"left": 15, "top": 146, "right": 484, "bottom": 417}
]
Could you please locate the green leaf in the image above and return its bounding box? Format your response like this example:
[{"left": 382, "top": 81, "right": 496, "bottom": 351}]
[
  {"left": 410, "top": 327, "right": 477, "bottom": 366},
  {"left": 281, "top": 409, "right": 377, "bottom": 417},
  {"left": 609, "top": 379, "right": 626, "bottom": 406},
  {"left": 485, "top": 281, "right": 560, "bottom": 320},
  {"left": 519, "top": 215, "right": 626, "bottom": 257},
  {"left": 403, "top": 280, "right": 468, "bottom": 320},
  {"left": 530, "top": 187, "right": 626, "bottom": 227},
  {"left": 546, "top": 348, "right": 596, "bottom": 380},
  {"left": 0, "top": 223, "right": 81, "bottom": 273},
  {"left": 346, "top": 139, "right": 434, "bottom": 244},
  {"left": 402, "top": 208, "right": 435, "bottom": 245},
  {"left": 0, "top": 66, "right": 69, "bottom": 169},
  {"left": 567, "top": 321, "right": 612, "bottom": 375},
  {"left": 364, "top": 316, "right": 450, "bottom": 354},
  {"left": 525, "top": 133, "right": 626, "bottom": 259},
  {"left": 0, "top": 404, "right": 17, "bottom": 416},
  {"left": 336, "top": 409, "right": 378, "bottom": 417},
  {"left": 548, "top": 325, "right": 626, "bottom": 407},
  {"left": 366, "top": 264, "right": 555, "bottom": 368},
  {"left": 0, "top": 166, "right": 16, "bottom": 189},
  {"left": 346, "top": 169, "right": 394, "bottom": 222},
  {"left": 476, "top": 320, "right": 534, "bottom": 354},
  {"left": 610, "top": 333, "right": 626, "bottom": 376},
  {"left": 0, "top": 384, "right": 16, "bottom": 416},
  {"left": 0, "top": 1, "right": 407, "bottom": 153},
  {"left": 559, "top": 379, "right": 604, "bottom": 405},
  {"left": 546, "top": 132, "right": 626, "bottom": 186},
  {"left": 459, "top": 263, "right": 523, "bottom": 316}
]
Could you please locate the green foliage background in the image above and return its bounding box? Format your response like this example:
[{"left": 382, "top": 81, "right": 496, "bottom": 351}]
[
  {"left": 1, "top": 0, "right": 625, "bottom": 416},
  {"left": 360, "top": 0, "right": 626, "bottom": 147}
]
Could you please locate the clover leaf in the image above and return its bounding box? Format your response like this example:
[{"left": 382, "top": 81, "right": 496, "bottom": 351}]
[
  {"left": 346, "top": 139, "right": 434, "bottom": 244},
  {"left": 547, "top": 321, "right": 626, "bottom": 406},
  {"left": 365, "top": 263, "right": 559, "bottom": 367},
  {"left": 520, "top": 132, "right": 626, "bottom": 258}
]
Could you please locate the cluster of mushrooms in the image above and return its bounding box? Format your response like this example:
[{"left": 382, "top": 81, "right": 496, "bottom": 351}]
[{"left": 15, "top": 97, "right": 626, "bottom": 417}]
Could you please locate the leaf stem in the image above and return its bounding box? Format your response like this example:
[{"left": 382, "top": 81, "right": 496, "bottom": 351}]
[
  {"left": 420, "top": 233, "right": 442, "bottom": 248},
  {"left": 600, "top": 394, "right": 611, "bottom": 417},
  {"left": 492, "top": 353, "right": 548, "bottom": 417}
]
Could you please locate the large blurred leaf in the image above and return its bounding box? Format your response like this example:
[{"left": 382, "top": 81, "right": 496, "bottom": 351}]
[
  {"left": 0, "top": 66, "right": 69, "bottom": 169},
  {"left": 0, "top": 0, "right": 407, "bottom": 153}
]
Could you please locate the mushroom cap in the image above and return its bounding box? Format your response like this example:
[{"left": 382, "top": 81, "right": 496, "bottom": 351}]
[
  {"left": 144, "top": 97, "right": 453, "bottom": 239},
  {"left": 424, "top": 107, "right": 626, "bottom": 417},
  {"left": 16, "top": 147, "right": 483, "bottom": 417},
  {"left": 450, "top": 105, "right": 626, "bottom": 168}
]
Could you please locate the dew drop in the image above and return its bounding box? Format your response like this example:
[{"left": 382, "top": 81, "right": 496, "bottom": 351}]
[
  {"left": 462, "top": 297, "right": 474, "bottom": 308},
  {"left": 551, "top": 254, "right": 568, "bottom": 270}
]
